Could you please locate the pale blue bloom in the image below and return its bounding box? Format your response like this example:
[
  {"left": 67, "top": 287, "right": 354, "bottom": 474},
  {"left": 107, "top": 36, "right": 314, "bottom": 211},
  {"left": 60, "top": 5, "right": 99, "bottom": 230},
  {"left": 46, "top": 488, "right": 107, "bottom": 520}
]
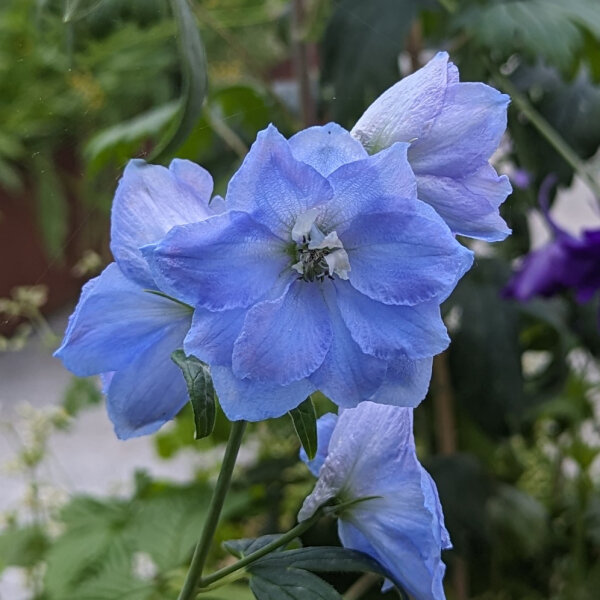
[
  {"left": 144, "top": 124, "right": 473, "bottom": 421},
  {"left": 299, "top": 403, "right": 451, "bottom": 600},
  {"left": 55, "top": 159, "right": 220, "bottom": 439},
  {"left": 352, "top": 51, "right": 512, "bottom": 242}
]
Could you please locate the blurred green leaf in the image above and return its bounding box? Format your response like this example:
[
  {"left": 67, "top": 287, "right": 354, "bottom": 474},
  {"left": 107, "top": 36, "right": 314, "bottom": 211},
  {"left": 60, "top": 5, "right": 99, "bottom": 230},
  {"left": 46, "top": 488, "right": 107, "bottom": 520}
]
[
  {"left": 510, "top": 64, "right": 600, "bottom": 186},
  {"left": 172, "top": 350, "right": 216, "bottom": 440},
  {"left": 456, "top": 0, "right": 600, "bottom": 73},
  {"left": 84, "top": 101, "right": 178, "bottom": 174},
  {"left": 321, "top": 0, "right": 418, "bottom": 125},
  {"left": 487, "top": 485, "right": 549, "bottom": 558},
  {"left": 250, "top": 565, "right": 342, "bottom": 600},
  {"left": 0, "top": 525, "right": 48, "bottom": 571},
  {"left": 33, "top": 157, "right": 68, "bottom": 261},
  {"left": 289, "top": 397, "right": 317, "bottom": 461},
  {"left": 223, "top": 534, "right": 290, "bottom": 559},
  {"left": 447, "top": 259, "right": 524, "bottom": 436},
  {"left": 149, "top": 0, "right": 208, "bottom": 162},
  {"left": 62, "top": 376, "right": 102, "bottom": 418}
]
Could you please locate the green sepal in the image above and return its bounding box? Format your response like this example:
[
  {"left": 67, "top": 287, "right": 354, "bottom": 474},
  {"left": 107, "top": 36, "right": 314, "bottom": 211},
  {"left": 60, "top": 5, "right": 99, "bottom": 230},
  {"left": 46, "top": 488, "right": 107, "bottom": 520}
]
[
  {"left": 171, "top": 350, "right": 216, "bottom": 440},
  {"left": 288, "top": 396, "right": 318, "bottom": 461}
]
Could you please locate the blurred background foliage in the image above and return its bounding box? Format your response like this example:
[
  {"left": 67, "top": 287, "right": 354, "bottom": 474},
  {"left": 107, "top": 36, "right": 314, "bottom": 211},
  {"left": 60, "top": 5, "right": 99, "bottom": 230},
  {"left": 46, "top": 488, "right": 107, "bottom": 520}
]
[{"left": 1, "top": 0, "right": 600, "bottom": 599}]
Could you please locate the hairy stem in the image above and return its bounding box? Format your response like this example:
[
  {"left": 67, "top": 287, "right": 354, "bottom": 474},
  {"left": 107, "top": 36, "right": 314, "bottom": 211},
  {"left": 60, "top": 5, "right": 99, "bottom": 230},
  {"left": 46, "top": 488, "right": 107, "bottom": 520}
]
[{"left": 177, "top": 420, "right": 247, "bottom": 600}]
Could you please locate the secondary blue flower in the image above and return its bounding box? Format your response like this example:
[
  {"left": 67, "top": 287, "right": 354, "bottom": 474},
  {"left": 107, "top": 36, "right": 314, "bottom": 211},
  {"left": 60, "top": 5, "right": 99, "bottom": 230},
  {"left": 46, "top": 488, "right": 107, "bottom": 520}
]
[
  {"left": 351, "top": 51, "right": 512, "bottom": 242},
  {"left": 299, "top": 403, "right": 451, "bottom": 600},
  {"left": 55, "top": 159, "right": 220, "bottom": 439},
  {"left": 144, "top": 124, "right": 473, "bottom": 421}
]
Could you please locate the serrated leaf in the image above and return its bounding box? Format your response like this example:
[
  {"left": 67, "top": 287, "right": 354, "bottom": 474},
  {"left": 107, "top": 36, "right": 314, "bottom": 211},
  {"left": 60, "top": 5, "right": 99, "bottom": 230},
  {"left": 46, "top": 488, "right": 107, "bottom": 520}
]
[
  {"left": 171, "top": 349, "right": 216, "bottom": 440},
  {"left": 289, "top": 396, "right": 317, "bottom": 461},
  {"left": 250, "top": 565, "right": 342, "bottom": 600},
  {"left": 149, "top": 0, "right": 207, "bottom": 162},
  {"left": 457, "top": 0, "right": 600, "bottom": 72}
]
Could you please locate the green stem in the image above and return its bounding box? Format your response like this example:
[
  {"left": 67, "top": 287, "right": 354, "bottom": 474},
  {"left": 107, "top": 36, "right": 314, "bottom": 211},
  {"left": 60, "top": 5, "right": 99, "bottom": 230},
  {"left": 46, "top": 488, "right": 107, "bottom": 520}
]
[
  {"left": 491, "top": 70, "right": 600, "bottom": 199},
  {"left": 198, "top": 509, "right": 322, "bottom": 590},
  {"left": 177, "top": 420, "right": 247, "bottom": 600}
]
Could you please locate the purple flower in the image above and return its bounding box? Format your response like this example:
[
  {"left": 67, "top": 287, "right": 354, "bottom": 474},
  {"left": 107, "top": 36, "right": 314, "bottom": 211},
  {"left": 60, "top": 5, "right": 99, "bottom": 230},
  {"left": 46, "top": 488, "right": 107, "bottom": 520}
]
[
  {"left": 299, "top": 403, "right": 451, "bottom": 600},
  {"left": 55, "top": 160, "right": 220, "bottom": 439},
  {"left": 505, "top": 179, "right": 600, "bottom": 303},
  {"left": 351, "top": 51, "right": 512, "bottom": 242},
  {"left": 144, "top": 124, "right": 473, "bottom": 422}
]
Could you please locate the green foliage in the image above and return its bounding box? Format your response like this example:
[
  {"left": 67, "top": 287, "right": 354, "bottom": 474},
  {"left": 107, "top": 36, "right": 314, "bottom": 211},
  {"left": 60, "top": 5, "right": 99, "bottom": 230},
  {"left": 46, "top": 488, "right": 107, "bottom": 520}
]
[
  {"left": 456, "top": 0, "right": 600, "bottom": 74},
  {"left": 148, "top": 0, "right": 208, "bottom": 163},
  {"left": 171, "top": 350, "right": 217, "bottom": 440},
  {"left": 288, "top": 397, "right": 318, "bottom": 461},
  {"left": 321, "top": 0, "right": 419, "bottom": 125}
]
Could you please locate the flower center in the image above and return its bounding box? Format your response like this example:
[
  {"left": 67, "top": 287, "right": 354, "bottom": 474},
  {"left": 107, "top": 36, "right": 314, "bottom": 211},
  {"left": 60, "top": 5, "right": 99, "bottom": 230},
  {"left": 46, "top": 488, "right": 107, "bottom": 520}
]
[{"left": 291, "top": 209, "right": 350, "bottom": 282}]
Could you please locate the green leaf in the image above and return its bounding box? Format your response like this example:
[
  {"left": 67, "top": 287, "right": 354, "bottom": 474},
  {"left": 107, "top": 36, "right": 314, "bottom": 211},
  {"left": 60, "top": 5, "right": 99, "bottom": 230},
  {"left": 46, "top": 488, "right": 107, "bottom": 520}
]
[
  {"left": 0, "top": 525, "right": 48, "bottom": 570},
  {"left": 84, "top": 101, "right": 179, "bottom": 174},
  {"left": 223, "top": 534, "right": 290, "bottom": 560},
  {"left": 250, "top": 565, "right": 342, "bottom": 600},
  {"left": 321, "top": 0, "right": 418, "bottom": 125},
  {"left": 456, "top": 0, "right": 600, "bottom": 73},
  {"left": 289, "top": 396, "right": 318, "bottom": 460},
  {"left": 171, "top": 350, "right": 216, "bottom": 440},
  {"left": 255, "top": 547, "right": 392, "bottom": 584},
  {"left": 149, "top": 0, "right": 208, "bottom": 162},
  {"left": 33, "top": 157, "right": 68, "bottom": 260},
  {"left": 446, "top": 258, "right": 524, "bottom": 436}
]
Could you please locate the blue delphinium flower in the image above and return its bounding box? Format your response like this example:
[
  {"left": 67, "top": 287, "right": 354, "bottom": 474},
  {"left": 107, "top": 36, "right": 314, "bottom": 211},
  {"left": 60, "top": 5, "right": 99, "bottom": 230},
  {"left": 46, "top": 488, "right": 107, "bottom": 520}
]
[
  {"left": 143, "top": 123, "right": 473, "bottom": 422},
  {"left": 299, "top": 402, "right": 451, "bottom": 600},
  {"left": 351, "top": 51, "right": 512, "bottom": 242},
  {"left": 54, "top": 159, "right": 221, "bottom": 439}
]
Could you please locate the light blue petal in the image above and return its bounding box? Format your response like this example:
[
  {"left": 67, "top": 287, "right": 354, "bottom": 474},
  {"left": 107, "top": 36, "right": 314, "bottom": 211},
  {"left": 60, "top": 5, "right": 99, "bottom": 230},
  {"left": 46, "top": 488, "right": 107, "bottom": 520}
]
[
  {"left": 143, "top": 210, "right": 293, "bottom": 310},
  {"left": 54, "top": 263, "right": 192, "bottom": 377},
  {"left": 232, "top": 281, "right": 332, "bottom": 385},
  {"left": 342, "top": 208, "right": 474, "bottom": 306},
  {"left": 370, "top": 356, "right": 433, "bottom": 408},
  {"left": 300, "top": 413, "right": 338, "bottom": 476},
  {"left": 111, "top": 159, "right": 215, "bottom": 288},
  {"left": 408, "top": 82, "right": 509, "bottom": 178},
  {"left": 105, "top": 312, "right": 192, "bottom": 439},
  {"left": 310, "top": 285, "right": 386, "bottom": 407},
  {"left": 317, "top": 143, "right": 417, "bottom": 234},
  {"left": 184, "top": 306, "right": 247, "bottom": 366},
  {"left": 335, "top": 282, "right": 449, "bottom": 360},
  {"left": 226, "top": 124, "right": 333, "bottom": 239},
  {"left": 417, "top": 164, "right": 512, "bottom": 241},
  {"left": 288, "top": 123, "right": 368, "bottom": 177},
  {"left": 351, "top": 52, "right": 452, "bottom": 153},
  {"left": 299, "top": 403, "right": 450, "bottom": 600},
  {"left": 211, "top": 366, "right": 315, "bottom": 421}
]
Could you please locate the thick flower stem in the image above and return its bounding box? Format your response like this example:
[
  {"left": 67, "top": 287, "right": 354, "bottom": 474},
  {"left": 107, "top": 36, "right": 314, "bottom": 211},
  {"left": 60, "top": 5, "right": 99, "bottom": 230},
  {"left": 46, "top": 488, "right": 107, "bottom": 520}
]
[{"left": 177, "top": 420, "right": 247, "bottom": 600}]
